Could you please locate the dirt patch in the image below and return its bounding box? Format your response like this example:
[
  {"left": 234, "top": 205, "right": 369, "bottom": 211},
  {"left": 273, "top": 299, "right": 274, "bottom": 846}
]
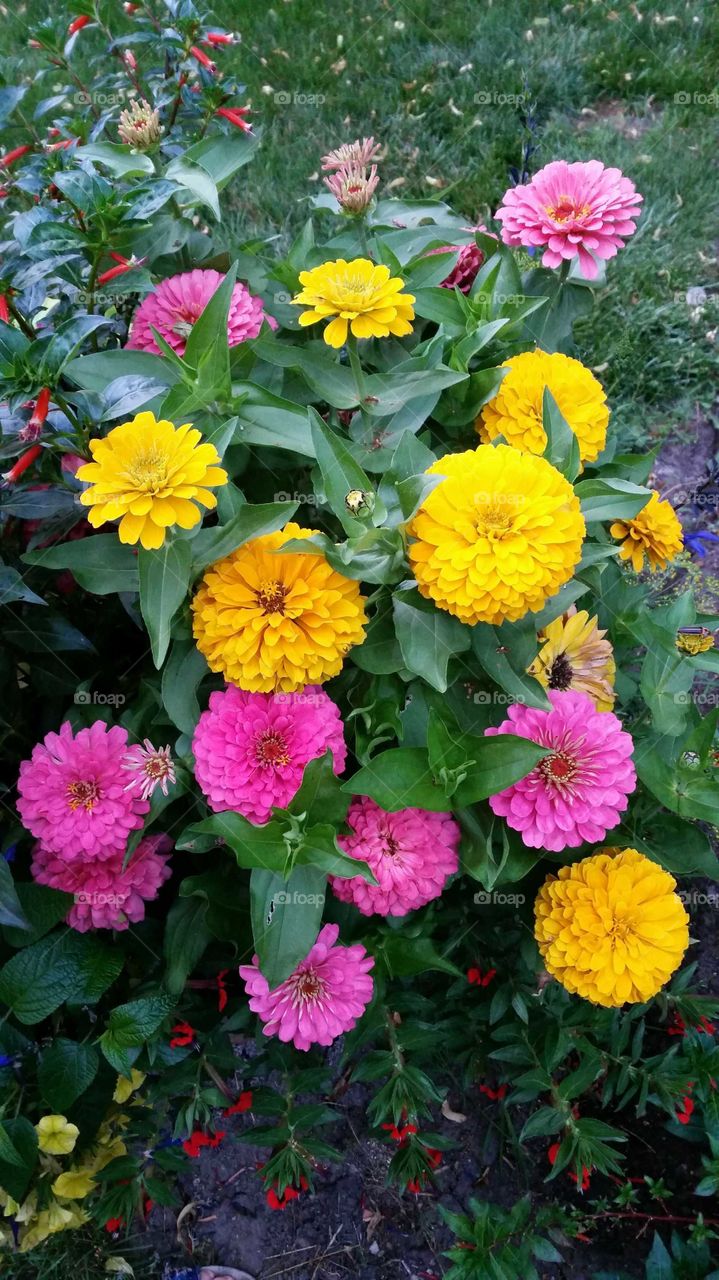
[{"left": 575, "top": 98, "right": 662, "bottom": 140}]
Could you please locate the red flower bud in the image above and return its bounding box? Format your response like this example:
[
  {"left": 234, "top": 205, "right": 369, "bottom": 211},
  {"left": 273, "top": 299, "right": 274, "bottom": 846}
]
[
  {"left": 3, "top": 445, "right": 42, "bottom": 485},
  {"left": 0, "top": 145, "right": 32, "bottom": 169},
  {"left": 68, "top": 15, "right": 91, "bottom": 34},
  {"left": 204, "top": 31, "right": 235, "bottom": 45},
  {"left": 189, "top": 45, "right": 216, "bottom": 72},
  {"left": 215, "top": 105, "right": 252, "bottom": 132}
]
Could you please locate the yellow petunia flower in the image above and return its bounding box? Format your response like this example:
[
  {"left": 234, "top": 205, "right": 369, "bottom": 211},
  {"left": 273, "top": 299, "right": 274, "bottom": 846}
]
[
  {"left": 407, "top": 444, "right": 585, "bottom": 625},
  {"left": 76, "top": 411, "right": 227, "bottom": 551},
  {"left": 292, "top": 257, "right": 415, "bottom": 348},
  {"left": 19, "top": 1201, "right": 86, "bottom": 1252},
  {"left": 528, "top": 608, "right": 616, "bottom": 710},
  {"left": 52, "top": 1169, "right": 96, "bottom": 1200},
  {"left": 192, "top": 522, "right": 367, "bottom": 692},
  {"left": 610, "top": 490, "right": 683, "bottom": 572},
  {"left": 534, "top": 848, "right": 689, "bottom": 1007},
  {"left": 35, "top": 1114, "right": 79, "bottom": 1155},
  {"left": 113, "top": 1068, "right": 146, "bottom": 1104},
  {"left": 478, "top": 349, "right": 610, "bottom": 464}
]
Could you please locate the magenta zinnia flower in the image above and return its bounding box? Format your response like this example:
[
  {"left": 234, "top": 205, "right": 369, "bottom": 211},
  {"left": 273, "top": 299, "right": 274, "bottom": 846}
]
[
  {"left": 485, "top": 690, "right": 636, "bottom": 851},
  {"left": 329, "top": 797, "right": 459, "bottom": 916},
  {"left": 17, "top": 721, "right": 149, "bottom": 860},
  {"left": 126, "top": 269, "right": 275, "bottom": 356},
  {"left": 427, "top": 227, "right": 491, "bottom": 293},
  {"left": 192, "top": 685, "right": 347, "bottom": 826},
  {"left": 495, "top": 160, "right": 643, "bottom": 279},
  {"left": 239, "top": 923, "right": 374, "bottom": 1051},
  {"left": 31, "top": 834, "right": 172, "bottom": 931}
]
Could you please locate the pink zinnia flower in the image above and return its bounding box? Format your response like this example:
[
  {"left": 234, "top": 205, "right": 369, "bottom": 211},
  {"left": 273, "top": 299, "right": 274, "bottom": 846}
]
[
  {"left": 321, "top": 137, "right": 381, "bottom": 171},
  {"left": 192, "top": 685, "right": 346, "bottom": 826},
  {"left": 495, "top": 160, "right": 643, "bottom": 279},
  {"left": 427, "top": 227, "right": 491, "bottom": 293},
  {"left": 329, "top": 797, "right": 459, "bottom": 916},
  {"left": 31, "top": 834, "right": 172, "bottom": 931},
  {"left": 239, "top": 923, "right": 374, "bottom": 1051},
  {"left": 126, "top": 269, "right": 275, "bottom": 356},
  {"left": 123, "top": 739, "right": 176, "bottom": 801},
  {"left": 485, "top": 689, "right": 636, "bottom": 851},
  {"left": 17, "top": 721, "right": 149, "bottom": 860}
]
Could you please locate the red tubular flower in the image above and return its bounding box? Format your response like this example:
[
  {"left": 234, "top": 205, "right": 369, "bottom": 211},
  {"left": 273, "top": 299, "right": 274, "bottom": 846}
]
[
  {"left": 467, "top": 966, "right": 496, "bottom": 987},
  {"left": 19, "top": 388, "right": 51, "bottom": 443},
  {"left": 548, "top": 1142, "right": 591, "bottom": 1191},
  {"left": 0, "top": 297, "right": 9, "bottom": 323},
  {"left": 123, "top": 49, "right": 137, "bottom": 70},
  {"left": 204, "top": 31, "right": 235, "bottom": 45},
  {"left": 698, "top": 1016, "right": 716, "bottom": 1035},
  {"left": 46, "top": 140, "right": 78, "bottom": 152},
  {"left": 124, "top": 2, "right": 141, "bottom": 11},
  {"left": 28, "top": 39, "right": 42, "bottom": 48},
  {"left": 223, "top": 1090, "right": 253, "bottom": 1117},
  {"left": 266, "top": 1175, "right": 308, "bottom": 1211},
  {"left": 216, "top": 969, "right": 229, "bottom": 1012},
  {"left": 189, "top": 45, "right": 216, "bottom": 72},
  {"left": 676, "top": 1083, "right": 695, "bottom": 1125},
  {"left": 479, "top": 1083, "right": 508, "bottom": 1101},
  {"left": 97, "top": 253, "right": 146, "bottom": 285},
  {"left": 0, "top": 145, "right": 32, "bottom": 168},
  {"left": 68, "top": 15, "right": 91, "bottom": 34},
  {"left": 182, "top": 1128, "right": 226, "bottom": 1157},
  {"left": 215, "top": 105, "right": 252, "bottom": 132},
  {"left": 169, "top": 1020, "right": 195, "bottom": 1048},
  {"left": 104, "top": 1217, "right": 124, "bottom": 1233},
  {"left": 381, "top": 1121, "right": 417, "bottom": 1144},
  {"left": 3, "top": 445, "right": 42, "bottom": 485}
]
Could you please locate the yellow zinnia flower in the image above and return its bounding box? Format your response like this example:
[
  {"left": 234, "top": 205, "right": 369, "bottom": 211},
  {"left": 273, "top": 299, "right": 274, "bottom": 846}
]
[
  {"left": 407, "top": 444, "right": 585, "bottom": 625},
  {"left": 52, "top": 1170, "right": 96, "bottom": 1200},
  {"left": 528, "top": 608, "right": 616, "bottom": 710},
  {"left": 477, "top": 349, "right": 610, "bottom": 464},
  {"left": 534, "top": 848, "right": 689, "bottom": 1008},
  {"left": 35, "top": 1114, "right": 79, "bottom": 1155},
  {"left": 292, "top": 257, "right": 415, "bottom": 348},
  {"left": 113, "top": 1068, "right": 146, "bottom": 1104},
  {"left": 192, "top": 522, "right": 367, "bottom": 692},
  {"left": 610, "top": 490, "right": 683, "bottom": 572},
  {"left": 676, "top": 629, "right": 715, "bottom": 656},
  {"left": 76, "top": 411, "right": 227, "bottom": 551}
]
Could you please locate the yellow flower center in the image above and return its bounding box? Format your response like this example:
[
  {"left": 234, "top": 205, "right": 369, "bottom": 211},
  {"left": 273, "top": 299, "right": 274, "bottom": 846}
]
[
  {"left": 546, "top": 195, "right": 592, "bottom": 223},
  {"left": 475, "top": 499, "right": 517, "bottom": 538},
  {"left": 254, "top": 729, "right": 291, "bottom": 768},
  {"left": 66, "top": 779, "right": 101, "bottom": 811},
  {"left": 127, "top": 449, "right": 169, "bottom": 494},
  {"left": 256, "top": 580, "right": 288, "bottom": 615}
]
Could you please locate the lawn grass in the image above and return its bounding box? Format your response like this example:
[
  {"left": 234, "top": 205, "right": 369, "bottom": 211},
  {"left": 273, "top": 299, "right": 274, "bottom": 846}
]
[{"left": 2, "top": 0, "right": 718, "bottom": 442}]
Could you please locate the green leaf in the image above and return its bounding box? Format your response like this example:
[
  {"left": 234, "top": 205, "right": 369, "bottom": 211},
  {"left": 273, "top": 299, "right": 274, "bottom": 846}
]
[
  {"left": 428, "top": 714, "right": 551, "bottom": 807},
  {"left": 0, "top": 1118, "right": 37, "bottom": 1202},
  {"left": 542, "top": 387, "right": 580, "bottom": 481},
  {"left": 0, "top": 860, "right": 29, "bottom": 931},
  {"left": 0, "top": 932, "right": 120, "bottom": 1024},
  {"left": 191, "top": 500, "right": 297, "bottom": 574},
  {"left": 251, "top": 336, "right": 358, "bottom": 409},
  {"left": 392, "top": 589, "right": 471, "bottom": 693},
  {"left": 182, "top": 261, "right": 237, "bottom": 398},
  {"left": 342, "top": 747, "right": 446, "bottom": 811},
  {"left": 308, "top": 407, "right": 378, "bottom": 535},
  {"left": 103, "top": 995, "right": 176, "bottom": 1048},
  {"left": 378, "top": 935, "right": 461, "bottom": 978},
  {"left": 165, "top": 156, "right": 220, "bottom": 219},
  {"left": 471, "top": 618, "right": 551, "bottom": 710},
  {"left": 181, "top": 127, "right": 259, "bottom": 191},
  {"left": 163, "top": 894, "right": 212, "bottom": 996},
  {"left": 161, "top": 639, "right": 208, "bottom": 735},
  {"left": 575, "top": 476, "right": 652, "bottom": 524},
  {"left": 23, "top": 535, "right": 139, "bottom": 595},
  {"left": 37, "top": 1039, "right": 99, "bottom": 1111},
  {"left": 3, "top": 884, "right": 73, "bottom": 948},
  {"left": 78, "top": 141, "right": 155, "bottom": 177},
  {"left": 191, "top": 811, "right": 288, "bottom": 872},
  {"left": 250, "top": 866, "right": 326, "bottom": 987},
  {"left": 138, "top": 539, "right": 193, "bottom": 668}
]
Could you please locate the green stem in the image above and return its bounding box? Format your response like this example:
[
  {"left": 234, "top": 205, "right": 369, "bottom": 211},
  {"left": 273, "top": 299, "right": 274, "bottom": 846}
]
[{"left": 346, "top": 334, "right": 366, "bottom": 408}]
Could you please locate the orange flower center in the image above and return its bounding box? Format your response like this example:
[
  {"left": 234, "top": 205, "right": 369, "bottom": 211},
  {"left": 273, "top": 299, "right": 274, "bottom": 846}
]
[
  {"left": 254, "top": 729, "right": 291, "bottom": 768},
  {"left": 66, "top": 779, "right": 101, "bottom": 811},
  {"left": 256, "top": 580, "right": 288, "bottom": 615},
  {"left": 546, "top": 195, "right": 591, "bottom": 224}
]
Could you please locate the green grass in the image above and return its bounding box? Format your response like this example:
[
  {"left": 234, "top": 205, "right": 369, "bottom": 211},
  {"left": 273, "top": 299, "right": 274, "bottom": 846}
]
[{"left": 2, "top": 0, "right": 719, "bottom": 442}]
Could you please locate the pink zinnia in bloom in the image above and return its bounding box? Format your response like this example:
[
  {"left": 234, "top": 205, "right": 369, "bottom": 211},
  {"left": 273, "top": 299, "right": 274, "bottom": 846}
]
[
  {"left": 123, "top": 739, "right": 176, "bottom": 801},
  {"left": 485, "top": 689, "right": 636, "bottom": 851},
  {"left": 126, "top": 269, "right": 275, "bottom": 356},
  {"left": 329, "top": 797, "right": 459, "bottom": 916},
  {"left": 192, "top": 685, "right": 346, "bottom": 826},
  {"left": 321, "top": 137, "right": 381, "bottom": 171},
  {"left": 239, "top": 923, "right": 374, "bottom": 1051},
  {"left": 17, "top": 721, "right": 149, "bottom": 860},
  {"left": 31, "top": 834, "right": 172, "bottom": 931},
  {"left": 495, "top": 160, "right": 643, "bottom": 280}
]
